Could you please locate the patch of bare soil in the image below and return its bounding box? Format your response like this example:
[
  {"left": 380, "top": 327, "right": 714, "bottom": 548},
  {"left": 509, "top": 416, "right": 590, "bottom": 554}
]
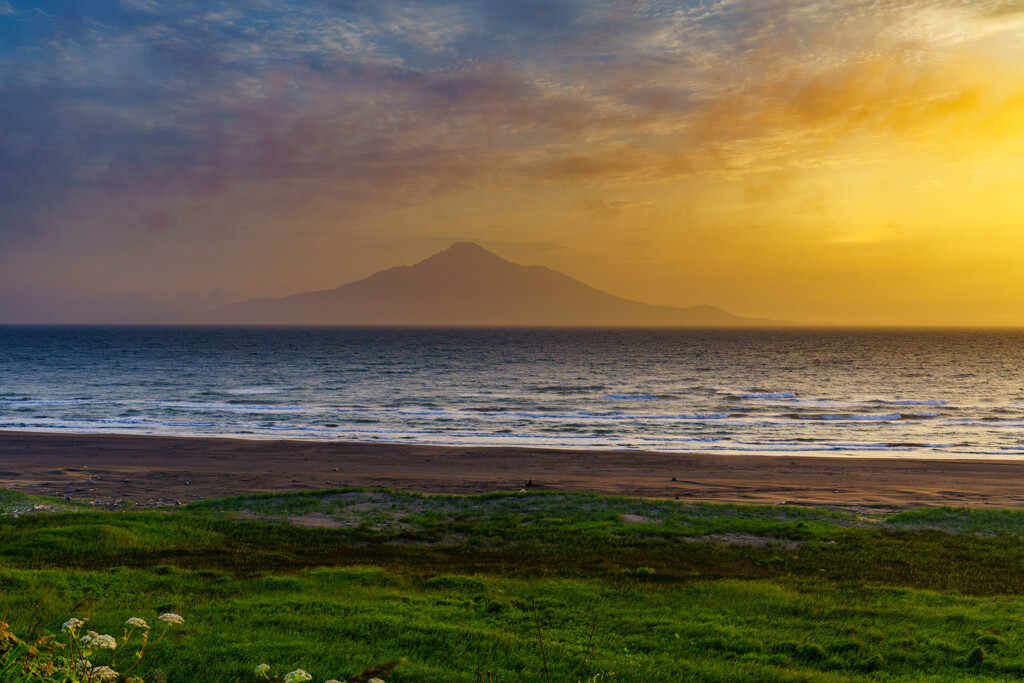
[
  {"left": 287, "top": 513, "right": 347, "bottom": 528},
  {"left": 621, "top": 513, "right": 657, "bottom": 524},
  {"left": 687, "top": 533, "right": 800, "bottom": 549}
]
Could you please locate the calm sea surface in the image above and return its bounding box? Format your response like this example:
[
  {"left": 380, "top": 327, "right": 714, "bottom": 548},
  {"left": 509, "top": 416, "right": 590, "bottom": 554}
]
[{"left": 2, "top": 326, "right": 1023, "bottom": 458}]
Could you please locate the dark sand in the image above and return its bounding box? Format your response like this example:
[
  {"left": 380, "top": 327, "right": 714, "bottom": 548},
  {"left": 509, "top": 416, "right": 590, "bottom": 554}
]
[{"left": 3, "top": 431, "right": 1024, "bottom": 509}]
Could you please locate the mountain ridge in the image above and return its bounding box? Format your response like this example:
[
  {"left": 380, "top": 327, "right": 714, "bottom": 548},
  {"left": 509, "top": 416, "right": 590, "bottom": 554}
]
[{"left": 191, "top": 243, "right": 792, "bottom": 326}]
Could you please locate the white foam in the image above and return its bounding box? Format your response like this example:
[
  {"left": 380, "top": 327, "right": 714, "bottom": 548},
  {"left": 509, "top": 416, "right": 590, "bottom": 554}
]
[
  {"left": 604, "top": 394, "right": 664, "bottom": 401},
  {"left": 224, "top": 388, "right": 282, "bottom": 395},
  {"left": 647, "top": 413, "right": 733, "bottom": 420},
  {"left": 0, "top": 398, "right": 92, "bottom": 406},
  {"left": 817, "top": 413, "right": 902, "bottom": 421},
  {"left": 783, "top": 399, "right": 871, "bottom": 409},
  {"left": 156, "top": 401, "right": 314, "bottom": 413}
]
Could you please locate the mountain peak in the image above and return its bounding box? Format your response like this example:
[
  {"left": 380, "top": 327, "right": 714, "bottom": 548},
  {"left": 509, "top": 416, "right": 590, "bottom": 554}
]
[
  {"left": 196, "top": 242, "right": 792, "bottom": 325},
  {"left": 420, "top": 242, "right": 511, "bottom": 267},
  {"left": 446, "top": 241, "right": 491, "bottom": 254},
  {"left": 437, "top": 242, "right": 500, "bottom": 259}
]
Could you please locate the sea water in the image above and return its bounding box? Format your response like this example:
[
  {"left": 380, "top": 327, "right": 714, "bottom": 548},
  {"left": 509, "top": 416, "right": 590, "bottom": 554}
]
[{"left": 2, "top": 326, "right": 1023, "bottom": 458}]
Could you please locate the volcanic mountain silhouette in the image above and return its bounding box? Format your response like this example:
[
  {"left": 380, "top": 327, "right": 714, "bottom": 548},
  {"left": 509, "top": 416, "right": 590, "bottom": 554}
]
[{"left": 197, "top": 242, "right": 789, "bottom": 325}]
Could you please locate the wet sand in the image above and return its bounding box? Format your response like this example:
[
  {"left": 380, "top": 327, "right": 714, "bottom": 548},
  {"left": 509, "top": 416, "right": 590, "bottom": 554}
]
[{"left": 3, "top": 431, "right": 1024, "bottom": 509}]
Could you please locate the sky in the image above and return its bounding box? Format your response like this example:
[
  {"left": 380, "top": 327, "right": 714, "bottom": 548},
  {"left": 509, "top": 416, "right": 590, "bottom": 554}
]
[{"left": 3, "top": 0, "right": 1024, "bottom": 325}]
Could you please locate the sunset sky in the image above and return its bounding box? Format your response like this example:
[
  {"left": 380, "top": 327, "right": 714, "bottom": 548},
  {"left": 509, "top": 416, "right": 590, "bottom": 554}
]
[{"left": 3, "top": 0, "right": 1024, "bottom": 325}]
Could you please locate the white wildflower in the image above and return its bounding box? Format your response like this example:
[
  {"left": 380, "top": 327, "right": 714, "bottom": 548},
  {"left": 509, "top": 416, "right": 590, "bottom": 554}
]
[
  {"left": 80, "top": 630, "right": 100, "bottom": 646},
  {"left": 76, "top": 659, "right": 92, "bottom": 670},
  {"left": 283, "top": 669, "right": 313, "bottom": 683},
  {"left": 367, "top": 678, "right": 386, "bottom": 683},
  {"left": 254, "top": 663, "right": 271, "bottom": 676},
  {"left": 157, "top": 612, "right": 184, "bottom": 625},
  {"left": 125, "top": 617, "right": 149, "bottom": 629},
  {"left": 325, "top": 680, "right": 343, "bottom": 683},
  {"left": 61, "top": 618, "right": 85, "bottom": 632},
  {"left": 90, "top": 665, "right": 120, "bottom": 681},
  {"left": 91, "top": 633, "right": 117, "bottom": 649}
]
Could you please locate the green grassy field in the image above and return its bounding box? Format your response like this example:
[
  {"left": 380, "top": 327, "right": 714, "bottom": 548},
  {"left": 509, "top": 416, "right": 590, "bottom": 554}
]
[{"left": 5, "top": 489, "right": 1024, "bottom": 681}]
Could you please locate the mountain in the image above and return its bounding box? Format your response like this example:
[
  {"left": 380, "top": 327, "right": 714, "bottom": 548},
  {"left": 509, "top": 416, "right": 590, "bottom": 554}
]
[{"left": 192, "top": 242, "right": 790, "bottom": 326}]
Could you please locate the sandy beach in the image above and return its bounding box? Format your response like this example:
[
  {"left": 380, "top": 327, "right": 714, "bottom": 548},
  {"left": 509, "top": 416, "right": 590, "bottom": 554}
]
[{"left": 3, "top": 430, "right": 1024, "bottom": 509}]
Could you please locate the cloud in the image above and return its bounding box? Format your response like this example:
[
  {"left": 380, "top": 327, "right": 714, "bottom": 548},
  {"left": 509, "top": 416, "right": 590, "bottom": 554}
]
[
  {"left": 575, "top": 195, "right": 654, "bottom": 216},
  {"left": 3, "top": 0, "right": 1024, "bottom": 249}
]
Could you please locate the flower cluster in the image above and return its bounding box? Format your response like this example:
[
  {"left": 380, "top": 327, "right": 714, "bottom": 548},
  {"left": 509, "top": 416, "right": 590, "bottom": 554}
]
[
  {"left": 90, "top": 664, "right": 120, "bottom": 680},
  {"left": 158, "top": 613, "right": 185, "bottom": 626},
  {"left": 255, "top": 664, "right": 387, "bottom": 683},
  {"left": 81, "top": 631, "right": 117, "bottom": 649},
  {"left": 2, "top": 611, "right": 179, "bottom": 683},
  {"left": 61, "top": 618, "right": 86, "bottom": 632}
]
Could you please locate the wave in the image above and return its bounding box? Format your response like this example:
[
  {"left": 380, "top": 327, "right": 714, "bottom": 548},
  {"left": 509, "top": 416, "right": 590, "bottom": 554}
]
[
  {"left": 874, "top": 399, "right": 947, "bottom": 406},
  {"left": 0, "top": 398, "right": 93, "bottom": 406},
  {"left": 1, "top": 414, "right": 1019, "bottom": 458},
  {"left": 421, "top": 409, "right": 737, "bottom": 422},
  {"left": 224, "top": 387, "right": 282, "bottom": 395},
  {"left": 725, "top": 391, "right": 797, "bottom": 399},
  {"left": 781, "top": 413, "right": 936, "bottom": 421},
  {"left": 954, "top": 417, "right": 1024, "bottom": 426},
  {"left": 604, "top": 394, "right": 666, "bottom": 401},
  {"left": 782, "top": 399, "right": 870, "bottom": 409},
  {"left": 646, "top": 413, "right": 733, "bottom": 420},
  {"left": 155, "top": 402, "right": 316, "bottom": 413},
  {"left": 532, "top": 384, "right": 608, "bottom": 394}
]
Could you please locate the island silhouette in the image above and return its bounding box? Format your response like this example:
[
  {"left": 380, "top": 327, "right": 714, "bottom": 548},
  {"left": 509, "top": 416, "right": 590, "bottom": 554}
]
[{"left": 194, "top": 242, "right": 789, "bottom": 325}]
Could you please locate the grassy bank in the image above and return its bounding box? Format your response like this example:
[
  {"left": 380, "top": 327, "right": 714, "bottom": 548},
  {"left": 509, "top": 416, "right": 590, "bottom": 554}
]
[{"left": 4, "top": 490, "right": 1024, "bottom": 681}]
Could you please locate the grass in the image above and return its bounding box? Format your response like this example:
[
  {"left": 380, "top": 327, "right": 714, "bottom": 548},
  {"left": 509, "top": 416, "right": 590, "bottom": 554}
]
[
  {"left": 0, "top": 488, "right": 85, "bottom": 516},
  {"left": 887, "top": 507, "right": 1024, "bottom": 536},
  {"left": 5, "top": 489, "right": 1024, "bottom": 681}
]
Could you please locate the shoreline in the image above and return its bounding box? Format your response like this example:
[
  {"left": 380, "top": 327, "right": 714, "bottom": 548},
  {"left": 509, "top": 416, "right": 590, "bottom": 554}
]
[
  {"left": 4, "top": 430, "right": 1024, "bottom": 509},
  {"left": 4, "top": 427, "right": 1019, "bottom": 462}
]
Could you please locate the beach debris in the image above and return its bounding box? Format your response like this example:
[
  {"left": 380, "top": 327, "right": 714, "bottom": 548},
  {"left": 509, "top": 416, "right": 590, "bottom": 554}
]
[
  {"left": 525, "top": 479, "right": 534, "bottom": 487},
  {"left": 333, "top": 467, "right": 339, "bottom": 471},
  {"left": 671, "top": 476, "right": 678, "bottom": 482}
]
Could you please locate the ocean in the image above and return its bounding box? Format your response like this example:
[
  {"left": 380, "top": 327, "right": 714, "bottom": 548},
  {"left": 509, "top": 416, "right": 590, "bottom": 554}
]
[{"left": 1, "top": 326, "right": 1023, "bottom": 458}]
